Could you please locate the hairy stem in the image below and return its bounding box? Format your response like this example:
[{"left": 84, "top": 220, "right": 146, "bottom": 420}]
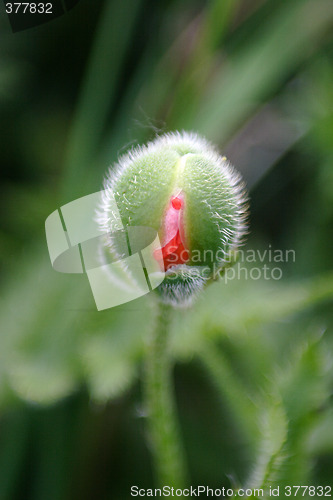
[{"left": 144, "top": 301, "right": 188, "bottom": 488}]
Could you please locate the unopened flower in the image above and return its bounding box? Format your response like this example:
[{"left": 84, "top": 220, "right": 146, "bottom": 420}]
[{"left": 98, "top": 131, "right": 248, "bottom": 306}]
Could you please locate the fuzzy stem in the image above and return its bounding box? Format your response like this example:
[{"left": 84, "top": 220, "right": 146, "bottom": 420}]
[{"left": 144, "top": 301, "right": 188, "bottom": 488}]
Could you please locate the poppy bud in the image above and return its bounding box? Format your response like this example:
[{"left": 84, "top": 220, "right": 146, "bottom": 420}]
[{"left": 98, "top": 131, "right": 248, "bottom": 307}]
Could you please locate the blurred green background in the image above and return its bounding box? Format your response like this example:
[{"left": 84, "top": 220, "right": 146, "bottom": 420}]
[{"left": 1, "top": 0, "right": 333, "bottom": 498}]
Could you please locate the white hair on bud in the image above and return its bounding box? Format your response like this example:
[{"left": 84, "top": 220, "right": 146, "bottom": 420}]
[
  {"left": 97, "top": 131, "right": 249, "bottom": 307},
  {"left": 157, "top": 265, "right": 208, "bottom": 308}
]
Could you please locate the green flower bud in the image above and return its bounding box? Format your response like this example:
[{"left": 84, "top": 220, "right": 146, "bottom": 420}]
[{"left": 98, "top": 131, "right": 248, "bottom": 306}]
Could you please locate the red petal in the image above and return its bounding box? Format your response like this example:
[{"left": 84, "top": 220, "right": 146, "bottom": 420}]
[
  {"left": 154, "top": 229, "right": 189, "bottom": 271},
  {"left": 154, "top": 192, "right": 189, "bottom": 271}
]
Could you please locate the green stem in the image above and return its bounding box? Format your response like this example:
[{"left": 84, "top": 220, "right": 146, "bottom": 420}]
[{"left": 144, "top": 301, "right": 188, "bottom": 488}]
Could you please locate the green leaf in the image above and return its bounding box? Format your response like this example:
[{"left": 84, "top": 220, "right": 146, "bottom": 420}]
[
  {"left": 79, "top": 301, "right": 151, "bottom": 402},
  {"left": 271, "top": 335, "right": 332, "bottom": 485},
  {"left": 171, "top": 271, "right": 333, "bottom": 351},
  {"left": 245, "top": 402, "right": 287, "bottom": 493},
  {"left": 277, "top": 335, "right": 330, "bottom": 425},
  {"left": 199, "top": 342, "right": 259, "bottom": 448},
  {"left": 189, "top": 0, "right": 333, "bottom": 143},
  {"left": 0, "top": 250, "right": 89, "bottom": 404}
]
